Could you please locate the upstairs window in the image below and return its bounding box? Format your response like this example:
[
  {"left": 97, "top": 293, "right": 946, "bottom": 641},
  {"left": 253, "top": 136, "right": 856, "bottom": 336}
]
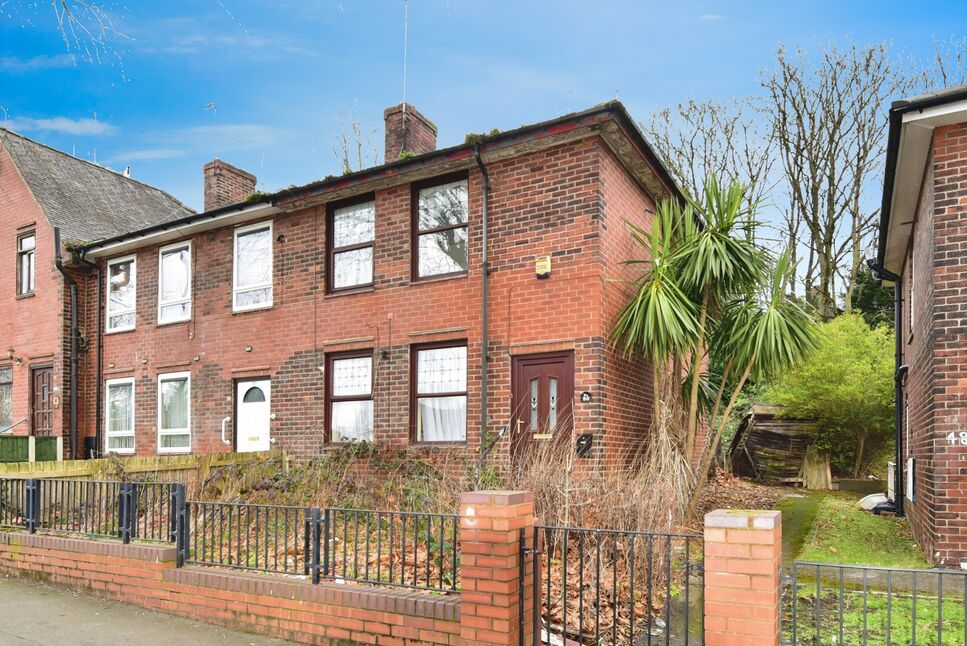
[
  {"left": 158, "top": 242, "right": 192, "bottom": 324},
  {"left": 413, "top": 343, "right": 467, "bottom": 442},
  {"left": 329, "top": 198, "right": 375, "bottom": 292},
  {"left": 328, "top": 352, "right": 374, "bottom": 442},
  {"left": 106, "top": 256, "right": 136, "bottom": 332},
  {"left": 0, "top": 367, "right": 11, "bottom": 433},
  {"left": 158, "top": 372, "right": 190, "bottom": 453},
  {"left": 413, "top": 176, "right": 469, "bottom": 279},
  {"left": 17, "top": 232, "right": 35, "bottom": 295},
  {"left": 233, "top": 222, "right": 273, "bottom": 311},
  {"left": 105, "top": 377, "right": 135, "bottom": 454}
]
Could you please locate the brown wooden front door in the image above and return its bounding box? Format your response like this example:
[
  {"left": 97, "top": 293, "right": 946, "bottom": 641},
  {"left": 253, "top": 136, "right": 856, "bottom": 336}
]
[
  {"left": 511, "top": 352, "right": 574, "bottom": 457},
  {"left": 30, "top": 366, "right": 54, "bottom": 436}
]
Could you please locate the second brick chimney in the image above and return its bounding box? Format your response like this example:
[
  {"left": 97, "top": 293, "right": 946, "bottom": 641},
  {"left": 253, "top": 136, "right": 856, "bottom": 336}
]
[
  {"left": 384, "top": 103, "right": 437, "bottom": 162},
  {"left": 203, "top": 159, "right": 257, "bottom": 211}
]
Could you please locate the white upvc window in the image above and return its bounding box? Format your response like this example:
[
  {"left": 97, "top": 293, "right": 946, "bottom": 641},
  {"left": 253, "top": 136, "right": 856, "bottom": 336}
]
[
  {"left": 17, "top": 232, "right": 35, "bottom": 295},
  {"left": 105, "top": 377, "right": 135, "bottom": 454},
  {"left": 233, "top": 221, "right": 273, "bottom": 312},
  {"left": 106, "top": 255, "right": 137, "bottom": 332},
  {"left": 157, "top": 371, "right": 190, "bottom": 453},
  {"left": 158, "top": 241, "right": 192, "bottom": 325}
]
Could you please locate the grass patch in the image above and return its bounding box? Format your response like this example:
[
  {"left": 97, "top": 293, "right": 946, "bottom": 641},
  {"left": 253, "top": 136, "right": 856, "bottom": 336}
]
[
  {"left": 795, "top": 492, "right": 929, "bottom": 569},
  {"left": 784, "top": 587, "right": 966, "bottom": 645}
]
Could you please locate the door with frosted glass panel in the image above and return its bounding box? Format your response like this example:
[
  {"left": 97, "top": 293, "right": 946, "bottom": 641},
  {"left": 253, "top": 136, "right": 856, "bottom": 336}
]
[
  {"left": 235, "top": 379, "right": 271, "bottom": 452},
  {"left": 511, "top": 352, "right": 574, "bottom": 458}
]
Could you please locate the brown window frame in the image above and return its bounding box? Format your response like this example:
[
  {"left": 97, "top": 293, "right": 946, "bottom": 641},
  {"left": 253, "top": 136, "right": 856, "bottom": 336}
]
[
  {"left": 17, "top": 231, "right": 36, "bottom": 296},
  {"left": 326, "top": 349, "right": 375, "bottom": 443},
  {"left": 409, "top": 340, "right": 468, "bottom": 444},
  {"left": 410, "top": 171, "right": 470, "bottom": 282},
  {"left": 0, "top": 364, "right": 12, "bottom": 432},
  {"left": 327, "top": 193, "right": 377, "bottom": 293}
]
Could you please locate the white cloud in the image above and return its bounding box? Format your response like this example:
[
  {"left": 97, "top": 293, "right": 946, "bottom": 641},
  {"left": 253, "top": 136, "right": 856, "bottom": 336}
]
[
  {"left": 108, "top": 148, "right": 184, "bottom": 163},
  {"left": 700, "top": 14, "right": 726, "bottom": 21},
  {"left": 168, "top": 124, "right": 287, "bottom": 150},
  {"left": 4, "top": 117, "right": 116, "bottom": 136},
  {"left": 0, "top": 54, "right": 76, "bottom": 72}
]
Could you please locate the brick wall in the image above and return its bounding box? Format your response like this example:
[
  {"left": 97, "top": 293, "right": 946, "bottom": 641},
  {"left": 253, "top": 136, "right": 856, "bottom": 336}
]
[
  {"left": 0, "top": 532, "right": 459, "bottom": 645},
  {"left": 0, "top": 144, "right": 67, "bottom": 446},
  {"left": 203, "top": 159, "right": 257, "bottom": 211},
  {"left": 384, "top": 103, "right": 438, "bottom": 162},
  {"left": 905, "top": 122, "right": 967, "bottom": 566},
  {"left": 80, "top": 135, "right": 664, "bottom": 471}
]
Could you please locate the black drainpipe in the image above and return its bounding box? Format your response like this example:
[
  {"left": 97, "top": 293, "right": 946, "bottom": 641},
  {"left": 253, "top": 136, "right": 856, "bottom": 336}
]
[
  {"left": 76, "top": 250, "right": 102, "bottom": 459},
  {"left": 868, "top": 259, "right": 904, "bottom": 517},
  {"left": 53, "top": 227, "right": 79, "bottom": 460},
  {"left": 473, "top": 143, "right": 491, "bottom": 456}
]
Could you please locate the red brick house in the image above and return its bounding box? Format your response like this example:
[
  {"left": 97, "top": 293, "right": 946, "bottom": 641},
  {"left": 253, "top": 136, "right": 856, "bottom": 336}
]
[
  {"left": 3, "top": 101, "right": 679, "bottom": 469},
  {"left": 0, "top": 128, "right": 192, "bottom": 457},
  {"left": 876, "top": 84, "right": 967, "bottom": 566}
]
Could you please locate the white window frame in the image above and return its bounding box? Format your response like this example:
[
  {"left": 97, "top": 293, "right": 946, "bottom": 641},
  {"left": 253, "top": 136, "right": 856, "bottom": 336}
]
[
  {"left": 909, "top": 245, "right": 915, "bottom": 334},
  {"left": 104, "top": 377, "right": 135, "bottom": 455},
  {"left": 157, "top": 241, "right": 192, "bottom": 325},
  {"left": 157, "top": 371, "right": 191, "bottom": 454},
  {"left": 106, "top": 255, "right": 137, "bottom": 333},
  {"left": 232, "top": 221, "right": 274, "bottom": 313},
  {"left": 17, "top": 232, "right": 35, "bottom": 296}
]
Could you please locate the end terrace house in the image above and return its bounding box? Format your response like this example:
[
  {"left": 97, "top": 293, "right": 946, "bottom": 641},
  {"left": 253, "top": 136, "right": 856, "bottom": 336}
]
[
  {"left": 0, "top": 127, "right": 193, "bottom": 457},
  {"left": 876, "top": 84, "right": 967, "bottom": 566},
  {"left": 2, "top": 101, "right": 680, "bottom": 469}
]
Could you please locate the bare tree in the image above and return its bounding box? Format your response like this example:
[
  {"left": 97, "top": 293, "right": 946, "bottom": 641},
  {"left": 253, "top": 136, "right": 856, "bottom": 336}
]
[
  {"left": 329, "top": 110, "right": 380, "bottom": 174},
  {"left": 1, "top": 1, "right": 128, "bottom": 66},
  {"left": 762, "top": 43, "right": 917, "bottom": 319},
  {"left": 644, "top": 98, "right": 775, "bottom": 224}
]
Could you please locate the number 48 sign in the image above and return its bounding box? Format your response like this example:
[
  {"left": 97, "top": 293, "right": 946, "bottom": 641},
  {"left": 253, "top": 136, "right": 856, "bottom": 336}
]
[{"left": 946, "top": 432, "right": 967, "bottom": 446}]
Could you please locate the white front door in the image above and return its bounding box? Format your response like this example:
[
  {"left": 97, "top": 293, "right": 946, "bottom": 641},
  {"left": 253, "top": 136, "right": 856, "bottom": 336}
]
[{"left": 236, "top": 379, "right": 271, "bottom": 452}]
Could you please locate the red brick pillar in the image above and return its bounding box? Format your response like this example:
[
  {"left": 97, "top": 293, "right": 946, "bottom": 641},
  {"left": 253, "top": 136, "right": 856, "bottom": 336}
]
[
  {"left": 459, "top": 491, "right": 537, "bottom": 646},
  {"left": 704, "top": 509, "right": 782, "bottom": 646}
]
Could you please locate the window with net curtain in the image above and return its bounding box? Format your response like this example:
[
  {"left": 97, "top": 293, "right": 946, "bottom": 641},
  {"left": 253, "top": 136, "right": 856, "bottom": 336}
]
[
  {"left": 107, "top": 256, "right": 136, "bottom": 332},
  {"left": 158, "top": 242, "right": 191, "bottom": 324},
  {"left": 234, "top": 222, "right": 273, "bottom": 311},
  {"left": 0, "top": 367, "right": 12, "bottom": 432},
  {"left": 330, "top": 200, "right": 375, "bottom": 291},
  {"left": 158, "top": 373, "right": 190, "bottom": 452},
  {"left": 416, "top": 179, "right": 468, "bottom": 278},
  {"left": 329, "top": 354, "right": 373, "bottom": 442},
  {"left": 414, "top": 345, "right": 467, "bottom": 442},
  {"left": 105, "top": 378, "right": 135, "bottom": 453}
]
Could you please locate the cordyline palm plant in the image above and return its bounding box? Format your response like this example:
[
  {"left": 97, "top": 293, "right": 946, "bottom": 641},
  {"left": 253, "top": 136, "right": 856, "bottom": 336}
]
[{"left": 612, "top": 177, "right": 817, "bottom": 521}]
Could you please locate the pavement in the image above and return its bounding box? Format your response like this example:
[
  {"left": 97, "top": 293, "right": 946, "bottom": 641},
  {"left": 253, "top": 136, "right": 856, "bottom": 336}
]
[{"left": 0, "top": 575, "right": 292, "bottom": 645}]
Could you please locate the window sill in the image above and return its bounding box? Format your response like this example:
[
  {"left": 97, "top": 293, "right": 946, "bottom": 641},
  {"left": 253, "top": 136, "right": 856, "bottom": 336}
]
[
  {"left": 326, "top": 286, "right": 375, "bottom": 299},
  {"left": 232, "top": 304, "right": 273, "bottom": 315},
  {"left": 158, "top": 449, "right": 191, "bottom": 455},
  {"left": 157, "top": 318, "right": 191, "bottom": 328},
  {"left": 408, "top": 441, "right": 468, "bottom": 449},
  {"left": 15, "top": 292, "right": 35, "bottom": 301},
  {"left": 409, "top": 272, "right": 469, "bottom": 286},
  {"left": 105, "top": 327, "right": 136, "bottom": 336},
  {"left": 107, "top": 448, "right": 135, "bottom": 455}
]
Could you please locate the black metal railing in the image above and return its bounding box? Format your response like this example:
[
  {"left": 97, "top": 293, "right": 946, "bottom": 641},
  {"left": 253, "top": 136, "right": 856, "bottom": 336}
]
[
  {"left": 782, "top": 561, "right": 967, "bottom": 645},
  {"left": 179, "top": 501, "right": 460, "bottom": 593},
  {"left": 0, "top": 477, "right": 181, "bottom": 543},
  {"left": 322, "top": 507, "right": 459, "bottom": 592},
  {"left": 184, "top": 500, "right": 311, "bottom": 575},
  {"left": 523, "top": 525, "right": 704, "bottom": 646}
]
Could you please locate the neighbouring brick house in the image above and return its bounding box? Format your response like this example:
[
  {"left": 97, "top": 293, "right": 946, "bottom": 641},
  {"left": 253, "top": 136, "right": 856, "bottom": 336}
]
[
  {"left": 0, "top": 128, "right": 193, "bottom": 457},
  {"left": 2, "top": 101, "right": 679, "bottom": 469},
  {"left": 876, "top": 84, "right": 967, "bottom": 566}
]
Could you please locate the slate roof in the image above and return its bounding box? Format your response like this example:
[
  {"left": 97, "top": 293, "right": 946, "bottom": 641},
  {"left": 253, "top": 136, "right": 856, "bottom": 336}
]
[{"left": 0, "top": 128, "right": 194, "bottom": 244}]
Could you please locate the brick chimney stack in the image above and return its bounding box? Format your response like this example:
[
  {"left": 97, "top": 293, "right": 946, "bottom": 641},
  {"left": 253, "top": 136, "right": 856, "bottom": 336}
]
[
  {"left": 203, "top": 159, "right": 257, "bottom": 211},
  {"left": 384, "top": 103, "right": 437, "bottom": 162}
]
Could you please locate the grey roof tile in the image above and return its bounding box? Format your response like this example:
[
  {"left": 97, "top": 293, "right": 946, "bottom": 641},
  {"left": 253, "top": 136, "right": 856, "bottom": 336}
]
[{"left": 0, "top": 128, "right": 194, "bottom": 244}]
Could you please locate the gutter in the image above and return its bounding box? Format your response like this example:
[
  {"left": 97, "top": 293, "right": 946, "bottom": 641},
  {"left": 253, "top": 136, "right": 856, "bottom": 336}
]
[
  {"left": 76, "top": 250, "right": 103, "bottom": 458},
  {"left": 473, "top": 143, "right": 491, "bottom": 457},
  {"left": 876, "top": 87, "right": 967, "bottom": 267},
  {"left": 53, "top": 227, "right": 79, "bottom": 460}
]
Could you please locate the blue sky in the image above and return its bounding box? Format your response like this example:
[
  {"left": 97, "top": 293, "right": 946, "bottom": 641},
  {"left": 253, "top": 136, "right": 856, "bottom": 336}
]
[{"left": 0, "top": 1, "right": 963, "bottom": 210}]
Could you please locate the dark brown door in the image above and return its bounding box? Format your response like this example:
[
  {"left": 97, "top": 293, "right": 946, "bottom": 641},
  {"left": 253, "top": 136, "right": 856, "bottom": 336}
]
[
  {"left": 511, "top": 352, "right": 574, "bottom": 458},
  {"left": 30, "top": 367, "right": 54, "bottom": 437}
]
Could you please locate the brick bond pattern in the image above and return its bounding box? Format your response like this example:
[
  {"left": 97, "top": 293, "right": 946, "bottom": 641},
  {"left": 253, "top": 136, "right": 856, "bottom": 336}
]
[
  {"left": 703, "top": 509, "right": 782, "bottom": 646},
  {"left": 203, "top": 159, "right": 257, "bottom": 211},
  {"left": 69, "top": 135, "right": 660, "bottom": 470},
  {"left": 903, "top": 122, "right": 967, "bottom": 566},
  {"left": 384, "top": 103, "right": 438, "bottom": 162}
]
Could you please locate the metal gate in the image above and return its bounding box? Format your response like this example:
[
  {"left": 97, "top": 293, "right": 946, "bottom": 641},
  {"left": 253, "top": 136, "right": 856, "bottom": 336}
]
[
  {"left": 520, "top": 525, "right": 704, "bottom": 645},
  {"left": 781, "top": 561, "right": 967, "bottom": 645}
]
